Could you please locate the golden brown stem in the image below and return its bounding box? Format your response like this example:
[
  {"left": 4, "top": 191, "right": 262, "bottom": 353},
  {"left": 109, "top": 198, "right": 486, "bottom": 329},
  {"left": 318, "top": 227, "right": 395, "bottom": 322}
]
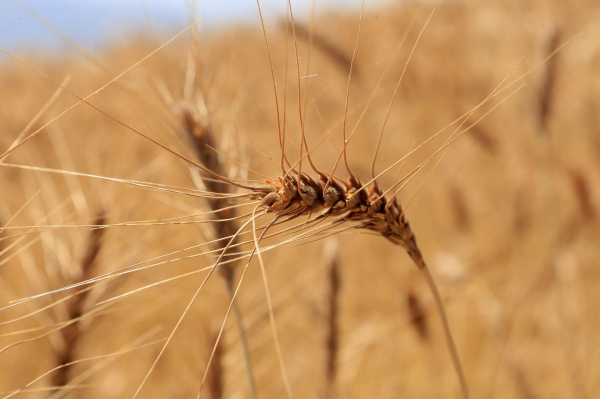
[
  {"left": 539, "top": 27, "right": 562, "bottom": 133},
  {"left": 324, "top": 246, "right": 340, "bottom": 399},
  {"left": 407, "top": 288, "right": 429, "bottom": 341},
  {"left": 418, "top": 263, "right": 470, "bottom": 399},
  {"left": 206, "top": 326, "right": 224, "bottom": 399},
  {"left": 224, "top": 279, "right": 258, "bottom": 399}
]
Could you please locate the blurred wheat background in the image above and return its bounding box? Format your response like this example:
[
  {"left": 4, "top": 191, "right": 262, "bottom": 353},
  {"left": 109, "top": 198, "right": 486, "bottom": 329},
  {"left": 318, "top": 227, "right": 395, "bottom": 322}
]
[{"left": 1, "top": 0, "right": 599, "bottom": 398}]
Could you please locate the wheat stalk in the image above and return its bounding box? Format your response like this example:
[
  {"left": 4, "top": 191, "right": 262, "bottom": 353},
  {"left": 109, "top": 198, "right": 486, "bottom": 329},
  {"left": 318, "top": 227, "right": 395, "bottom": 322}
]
[
  {"left": 539, "top": 26, "right": 562, "bottom": 134},
  {"left": 205, "top": 325, "right": 224, "bottom": 399},
  {"left": 162, "top": 51, "right": 259, "bottom": 399},
  {"left": 0, "top": 217, "right": 5, "bottom": 255},
  {"left": 407, "top": 287, "right": 429, "bottom": 342},
  {"left": 51, "top": 213, "right": 105, "bottom": 389},
  {"left": 322, "top": 239, "right": 340, "bottom": 399}
]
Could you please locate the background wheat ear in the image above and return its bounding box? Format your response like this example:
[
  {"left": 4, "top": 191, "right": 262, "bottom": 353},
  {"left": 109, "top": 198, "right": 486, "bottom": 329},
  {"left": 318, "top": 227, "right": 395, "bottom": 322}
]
[
  {"left": 52, "top": 212, "right": 106, "bottom": 389},
  {"left": 158, "top": 52, "right": 259, "bottom": 398}
]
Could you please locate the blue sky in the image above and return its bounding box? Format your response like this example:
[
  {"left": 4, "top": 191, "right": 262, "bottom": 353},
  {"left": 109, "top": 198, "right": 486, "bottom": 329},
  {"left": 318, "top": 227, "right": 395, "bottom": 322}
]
[{"left": 0, "top": 0, "right": 375, "bottom": 54}]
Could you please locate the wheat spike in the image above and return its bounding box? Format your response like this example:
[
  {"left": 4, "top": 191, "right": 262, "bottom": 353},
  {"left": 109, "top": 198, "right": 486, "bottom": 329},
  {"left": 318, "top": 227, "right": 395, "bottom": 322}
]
[
  {"left": 166, "top": 51, "right": 258, "bottom": 399},
  {"left": 52, "top": 213, "right": 105, "bottom": 389}
]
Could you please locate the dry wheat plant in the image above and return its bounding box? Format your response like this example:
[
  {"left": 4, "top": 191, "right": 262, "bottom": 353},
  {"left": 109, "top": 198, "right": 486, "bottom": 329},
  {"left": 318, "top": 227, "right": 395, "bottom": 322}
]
[{"left": 0, "top": 0, "right": 599, "bottom": 398}]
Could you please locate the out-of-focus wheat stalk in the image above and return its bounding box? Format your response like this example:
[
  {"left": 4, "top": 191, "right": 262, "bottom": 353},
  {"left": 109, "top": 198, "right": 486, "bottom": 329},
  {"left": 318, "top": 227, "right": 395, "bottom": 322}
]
[
  {"left": 533, "top": 25, "right": 589, "bottom": 399},
  {"left": 322, "top": 239, "right": 340, "bottom": 399},
  {"left": 448, "top": 184, "right": 471, "bottom": 233},
  {"left": 559, "top": 169, "right": 596, "bottom": 245},
  {"left": 162, "top": 52, "right": 257, "bottom": 398},
  {"left": 205, "top": 325, "right": 224, "bottom": 399},
  {"left": 406, "top": 288, "right": 429, "bottom": 342},
  {"left": 51, "top": 213, "right": 105, "bottom": 389},
  {"left": 539, "top": 27, "right": 562, "bottom": 134},
  {"left": 569, "top": 170, "right": 596, "bottom": 222},
  {"left": 467, "top": 124, "right": 498, "bottom": 154},
  {"left": 286, "top": 21, "right": 355, "bottom": 77},
  {"left": 0, "top": 217, "right": 5, "bottom": 254}
]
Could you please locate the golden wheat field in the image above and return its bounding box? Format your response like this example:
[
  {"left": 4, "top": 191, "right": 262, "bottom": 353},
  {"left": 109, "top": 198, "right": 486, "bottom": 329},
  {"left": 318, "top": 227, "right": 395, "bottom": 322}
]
[{"left": 1, "top": 0, "right": 599, "bottom": 398}]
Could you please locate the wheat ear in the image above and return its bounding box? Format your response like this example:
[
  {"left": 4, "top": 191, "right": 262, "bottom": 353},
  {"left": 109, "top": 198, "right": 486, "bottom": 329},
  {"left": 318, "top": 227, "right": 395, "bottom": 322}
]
[
  {"left": 251, "top": 2, "right": 471, "bottom": 397},
  {"left": 52, "top": 213, "right": 105, "bottom": 389},
  {"left": 166, "top": 54, "right": 258, "bottom": 399}
]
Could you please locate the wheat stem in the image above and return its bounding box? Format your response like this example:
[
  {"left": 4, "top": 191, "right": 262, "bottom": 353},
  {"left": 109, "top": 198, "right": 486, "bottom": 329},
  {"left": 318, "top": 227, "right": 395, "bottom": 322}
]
[
  {"left": 224, "top": 280, "right": 258, "bottom": 399},
  {"left": 419, "top": 264, "right": 470, "bottom": 399}
]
